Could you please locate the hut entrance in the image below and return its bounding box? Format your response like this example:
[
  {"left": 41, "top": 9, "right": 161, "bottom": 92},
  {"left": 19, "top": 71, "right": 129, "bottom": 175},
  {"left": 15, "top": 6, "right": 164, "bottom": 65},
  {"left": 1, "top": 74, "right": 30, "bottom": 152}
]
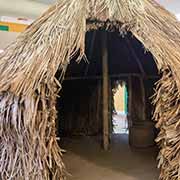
[
  {"left": 57, "top": 29, "right": 159, "bottom": 148},
  {"left": 56, "top": 29, "right": 159, "bottom": 179},
  {"left": 57, "top": 29, "right": 159, "bottom": 140}
]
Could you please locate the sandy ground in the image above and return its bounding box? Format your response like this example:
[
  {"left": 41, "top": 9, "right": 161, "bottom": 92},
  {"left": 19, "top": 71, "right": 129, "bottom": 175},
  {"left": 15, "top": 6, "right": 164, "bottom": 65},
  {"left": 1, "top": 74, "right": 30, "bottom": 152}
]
[{"left": 62, "top": 134, "right": 159, "bottom": 180}]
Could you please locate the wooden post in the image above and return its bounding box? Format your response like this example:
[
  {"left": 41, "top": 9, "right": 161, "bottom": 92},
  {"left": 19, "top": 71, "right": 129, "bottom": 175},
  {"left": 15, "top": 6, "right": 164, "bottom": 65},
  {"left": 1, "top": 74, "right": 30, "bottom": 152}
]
[
  {"left": 108, "top": 79, "right": 112, "bottom": 143},
  {"left": 128, "top": 76, "right": 132, "bottom": 128},
  {"left": 140, "top": 77, "right": 146, "bottom": 121},
  {"left": 102, "top": 31, "right": 109, "bottom": 151}
]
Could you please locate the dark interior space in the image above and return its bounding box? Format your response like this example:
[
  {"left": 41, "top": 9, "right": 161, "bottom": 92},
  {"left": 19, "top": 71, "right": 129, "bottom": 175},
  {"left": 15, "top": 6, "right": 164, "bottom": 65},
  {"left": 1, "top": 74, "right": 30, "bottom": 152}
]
[
  {"left": 65, "top": 30, "right": 158, "bottom": 78},
  {"left": 57, "top": 30, "right": 159, "bottom": 139},
  {"left": 56, "top": 30, "right": 160, "bottom": 179}
]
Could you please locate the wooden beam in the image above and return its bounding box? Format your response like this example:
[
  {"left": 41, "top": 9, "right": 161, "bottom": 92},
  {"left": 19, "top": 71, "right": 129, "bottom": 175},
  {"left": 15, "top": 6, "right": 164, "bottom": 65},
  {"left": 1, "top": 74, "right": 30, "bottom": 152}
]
[
  {"left": 102, "top": 31, "right": 109, "bottom": 151},
  {"left": 128, "top": 76, "right": 133, "bottom": 128},
  {"left": 125, "top": 38, "right": 146, "bottom": 76},
  {"left": 84, "top": 31, "right": 97, "bottom": 76},
  {"left": 64, "top": 74, "right": 160, "bottom": 81},
  {"left": 108, "top": 79, "right": 112, "bottom": 143}
]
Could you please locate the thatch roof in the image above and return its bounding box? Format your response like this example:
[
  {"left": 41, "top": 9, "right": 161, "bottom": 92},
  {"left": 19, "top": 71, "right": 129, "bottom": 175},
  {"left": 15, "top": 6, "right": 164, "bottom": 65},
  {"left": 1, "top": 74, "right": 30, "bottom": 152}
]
[{"left": 0, "top": 0, "right": 179, "bottom": 179}]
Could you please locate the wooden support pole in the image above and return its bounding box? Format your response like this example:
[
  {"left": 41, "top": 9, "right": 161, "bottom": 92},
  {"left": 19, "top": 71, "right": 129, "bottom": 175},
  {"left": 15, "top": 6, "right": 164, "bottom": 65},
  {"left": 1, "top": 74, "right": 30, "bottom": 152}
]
[
  {"left": 102, "top": 31, "right": 109, "bottom": 151},
  {"left": 64, "top": 74, "right": 160, "bottom": 81},
  {"left": 108, "top": 79, "right": 112, "bottom": 142},
  {"left": 125, "top": 38, "right": 146, "bottom": 77},
  {"left": 84, "top": 31, "right": 97, "bottom": 76},
  {"left": 128, "top": 75, "right": 146, "bottom": 123},
  {"left": 140, "top": 77, "right": 146, "bottom": 121},
  {"left": 128, "top": 76, "right": 132, "bottom": 128}
]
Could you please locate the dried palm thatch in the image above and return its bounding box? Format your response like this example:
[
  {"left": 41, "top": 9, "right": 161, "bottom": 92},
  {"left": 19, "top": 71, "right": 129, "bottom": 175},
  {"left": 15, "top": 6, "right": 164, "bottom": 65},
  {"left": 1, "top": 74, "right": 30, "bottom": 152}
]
[{"left": 0, "top": 0, "right": 180, "bottom": 179}]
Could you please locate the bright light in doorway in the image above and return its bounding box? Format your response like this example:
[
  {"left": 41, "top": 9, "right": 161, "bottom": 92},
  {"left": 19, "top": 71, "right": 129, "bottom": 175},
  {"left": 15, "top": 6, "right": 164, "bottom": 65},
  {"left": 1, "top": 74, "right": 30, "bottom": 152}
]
[
  {"left": 113, "top": 82, "right": 129, "bottom": 134},
  {"left": 113, "top": 112, "right": 129, "bottom": 134},
  {"left": 0, "top": 49, "right": 4, "bottom": 54}
]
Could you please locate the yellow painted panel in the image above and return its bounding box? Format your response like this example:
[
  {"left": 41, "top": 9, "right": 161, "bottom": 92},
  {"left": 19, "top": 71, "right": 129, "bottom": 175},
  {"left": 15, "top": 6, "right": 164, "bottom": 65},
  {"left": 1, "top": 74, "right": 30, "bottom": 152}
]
[
  {"left": 0, "top": 21, "right": 28, "bottom": 32},
  {"left": 114, "top": 85, "right": 125, "bottom": 112}
]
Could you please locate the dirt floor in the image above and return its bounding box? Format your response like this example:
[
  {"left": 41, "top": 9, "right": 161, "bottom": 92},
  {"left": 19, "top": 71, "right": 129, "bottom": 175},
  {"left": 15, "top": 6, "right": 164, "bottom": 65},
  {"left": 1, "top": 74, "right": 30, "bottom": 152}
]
[{"left": 61, "top": 134, "right": 159, "bottom": 180}]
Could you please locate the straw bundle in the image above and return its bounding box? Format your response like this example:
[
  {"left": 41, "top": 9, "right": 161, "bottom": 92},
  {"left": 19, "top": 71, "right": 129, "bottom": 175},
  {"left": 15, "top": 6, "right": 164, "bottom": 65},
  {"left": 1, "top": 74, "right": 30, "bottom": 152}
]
[
  {"left": 0, "top": 0, "right": 179, "bottom": 179},
  {"left": 153, "top": 69, "right": 180, "bottom": 180}
]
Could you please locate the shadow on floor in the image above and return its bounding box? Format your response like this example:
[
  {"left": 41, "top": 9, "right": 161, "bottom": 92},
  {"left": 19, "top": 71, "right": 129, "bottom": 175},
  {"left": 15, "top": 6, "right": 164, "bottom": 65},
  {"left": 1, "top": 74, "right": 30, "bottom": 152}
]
[{"left": 61, "top": 134, "right": 159, "bottom": 180}]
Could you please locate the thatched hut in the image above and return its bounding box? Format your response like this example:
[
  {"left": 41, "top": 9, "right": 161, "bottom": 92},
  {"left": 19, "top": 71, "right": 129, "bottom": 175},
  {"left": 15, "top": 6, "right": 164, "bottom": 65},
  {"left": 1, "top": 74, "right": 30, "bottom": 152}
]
[{"left": 0, "top": 0, "right": 179, "bottom": 180}]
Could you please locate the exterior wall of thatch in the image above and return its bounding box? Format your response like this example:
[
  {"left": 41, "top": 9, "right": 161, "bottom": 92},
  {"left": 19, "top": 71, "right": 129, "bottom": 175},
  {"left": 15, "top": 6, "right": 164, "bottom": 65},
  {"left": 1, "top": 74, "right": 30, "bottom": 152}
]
[{"left": 0, "top": 0, "right": 179, "bottom": 179}]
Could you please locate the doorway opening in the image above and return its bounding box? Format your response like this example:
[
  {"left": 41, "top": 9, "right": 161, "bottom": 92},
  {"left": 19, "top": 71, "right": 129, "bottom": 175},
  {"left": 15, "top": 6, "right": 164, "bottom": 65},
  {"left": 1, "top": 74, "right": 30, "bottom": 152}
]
[
  {"left": 56, "top": 29, "right": 159, "bottom": 180},
  {"left": 112, "top": 81, "right": 128, "bottom": 134}
]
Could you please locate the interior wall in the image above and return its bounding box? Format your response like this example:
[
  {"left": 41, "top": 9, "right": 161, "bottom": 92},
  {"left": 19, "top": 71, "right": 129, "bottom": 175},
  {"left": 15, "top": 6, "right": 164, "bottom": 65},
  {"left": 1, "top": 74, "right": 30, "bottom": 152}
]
[
  {"left": 57, "top": 76, "right": 157, "bottom": 146},
  {"left": 56, "top": 30, "right": 159, "bottom": 148},
  {"left": 129, "top": 76, "right": 145, "bottom": 124},
  {"left": 128, "top": 76, "right": 158, "bottom": 148},
  {"left": 57, "top": 80, "right": 103, "bottom": 136}
]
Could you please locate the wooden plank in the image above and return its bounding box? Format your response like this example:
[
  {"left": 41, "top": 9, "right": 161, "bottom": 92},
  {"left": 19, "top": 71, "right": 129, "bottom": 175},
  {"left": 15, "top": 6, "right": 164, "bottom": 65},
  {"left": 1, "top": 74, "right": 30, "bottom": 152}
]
[{"left": 102, "top": 31, "right": 109, "bottom": 151}]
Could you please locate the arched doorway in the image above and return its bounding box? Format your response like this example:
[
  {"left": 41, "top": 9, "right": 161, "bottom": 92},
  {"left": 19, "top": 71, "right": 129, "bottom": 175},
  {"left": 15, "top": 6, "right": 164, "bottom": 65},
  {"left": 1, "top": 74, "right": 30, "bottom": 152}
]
[{"left": 57, "top": 29, "right": 159, "bottom": 179}]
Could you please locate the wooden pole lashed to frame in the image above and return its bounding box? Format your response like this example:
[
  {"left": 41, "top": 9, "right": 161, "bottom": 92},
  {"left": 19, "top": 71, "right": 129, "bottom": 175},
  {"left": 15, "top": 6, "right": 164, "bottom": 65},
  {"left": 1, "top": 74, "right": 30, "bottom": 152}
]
[{"left": 102, "top": 31, "right": 109, "bottom": 151}]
